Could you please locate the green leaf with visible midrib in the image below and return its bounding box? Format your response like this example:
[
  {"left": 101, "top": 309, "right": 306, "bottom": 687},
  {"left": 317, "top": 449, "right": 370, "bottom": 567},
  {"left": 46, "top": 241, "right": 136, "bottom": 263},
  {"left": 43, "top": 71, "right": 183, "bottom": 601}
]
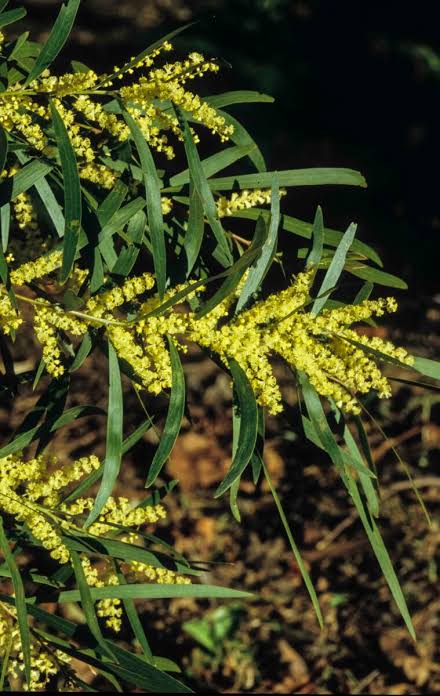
[
  {"left": 204, "top": 90, "right": 275, "bottom": 109},
  {"left": 346, "top": 263, "right": 408, "bottom": 289},
  {"left": 215, "top": 359, "right": 258, "bottom": 497},
  {"left": 298, "top": 372, "right": 415, "bottom": 639},
  {"left": 0, "top": 518, "right": 31, "bottom": 686},
  {"left": 312, "top": 222, "right": 357, "bottom": 314},
  {"left": 228, "top": 208, "right": 382, "bottom": 266},
  {"left": 207, "top": 167, "right": 367, "bottom": 191},
  {"left": 236, "top": 177, "right": 280, "bottom": 313},
  {"left": 0, "top": 160, "right": 52, "bottom": 205},
  {"left": 306, "top": 205, "right": 324, "bottom": 269},
  {"left": 50, "top": 101, "right": 82, "bottom": 283},
  {"left": 25, "top": 0, "right": 80, "bottom": 85},
  {"left": 0, "top": 7, "right": 26, "bottom": 29},
  {"left": 146, "top": 337, "right": 185, "bottom": 487},
  {"left": 125, "top": 111, "right": 166, "bottom": 297},
  {"left": 0, "top": 404, "right": 103, "bottom": 458},
  {"left": 69, "top": 550, "right": 116, "bottom": 661},
  {"left": 180, "top": 114, "right": 232, "bottom": 267},
  {"left": 170, "top": 144, "right": 257, "bottom": 187},
  {"left": 85, "top": 342, "right": 123, "bottom": 526},
  {"left": 58, "top": 583, "right": 254, "bottom": 602}
]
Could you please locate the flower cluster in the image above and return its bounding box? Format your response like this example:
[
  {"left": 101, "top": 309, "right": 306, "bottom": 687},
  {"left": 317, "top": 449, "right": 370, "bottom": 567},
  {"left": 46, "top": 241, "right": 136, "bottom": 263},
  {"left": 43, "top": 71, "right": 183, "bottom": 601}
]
[
  {"left": 0, "top": 248, "right": 413, "bottom": 414},
  {"left": 0, "top": 602, "right": 69, "bottom": 691},
  {"left": 216, "top": 188, "right": 287, "bottom": 217},
  {"left": 0, "top": 451, "right": 190, "bottom": 640},
  {"left": 0, "top": 36, "right": 232, "bottom": 194}
]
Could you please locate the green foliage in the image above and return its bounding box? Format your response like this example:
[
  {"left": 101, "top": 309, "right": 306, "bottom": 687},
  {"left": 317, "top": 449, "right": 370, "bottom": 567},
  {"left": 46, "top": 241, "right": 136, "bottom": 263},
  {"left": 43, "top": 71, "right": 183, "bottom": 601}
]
[{"left": 0, "top": 2, "right": 439, "bottom": 692}]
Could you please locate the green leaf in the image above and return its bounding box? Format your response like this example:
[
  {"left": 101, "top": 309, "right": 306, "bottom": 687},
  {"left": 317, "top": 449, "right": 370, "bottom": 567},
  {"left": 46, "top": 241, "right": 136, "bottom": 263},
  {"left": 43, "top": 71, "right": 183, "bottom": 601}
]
[
  {"left": 58, "top": 583, "right": 253, "bottom": 603},
  {"left": 0, "top": 203, "right": 10, "bottom": 252},
  {"left": 306, "top": 205, "right": 324, "bottom": 269},
  {"left": 183, "top": 172, "right": 205, "bottom": 275},
  {"left": 346, "top": 263, "right": 408, "bottom": 289},
  {"left": 196, "top": 215, "right": 267, "bottom": 318},
  {"left": 170, "top": 144, "right": 257, "bottom": 187},
  {"left": 70, "top": 332, "right": 93, "bottom": 372},
  {"left": 85, "top": 342, "right": 123, "bottom": 526},
  {"left": 0, "top": 7, "right": 26, "bottom": 29},
  {"left": 354, "top": 281, "right": 374, "bottom": 304},
  {"left": 69, "top": 550, "right": 116, "bottom": 660},
  {"left": 117, "top": 567, "right": 153, "bottom": 663},
  {"left": 211, "top": 110, "right": 267, "bottom": 172},
  {"left": 0, "top": 160, "right": 52, "bottom": 205},
  {"left": 215, "top": 359, "right": 258, "bottom": 497},
  {"left": 262, "top": 460, "right": 324, "bottom": 628},
  {"left": 236, "top": 177, "right": 280, "bottom": 313},
  {"left": 299, "top": 373, "right": 415, "bottom": 639},
  {"left": 230, "top": 208, "right": 382, "bottom": 266},
  {"left": 207, "top": 168, "right": 367, "bottom": 191},
  {"left": 413, "top": 356, "right": 440, "bottom": 380},
  {"left": 204, "top": 90, "right": 275, "bottom": 109},
  {"left": 0, "top": 125, "right": 7, "bottom": 173},
  {"left": 0, "top": 518, "right": 31, "bottom": 686},
  {"left": 111, "top": 210, "right": 145, "bottom": 277},
  {"left": 312, "top": 222, "right": 357, "bottom": 314},
  {"left": 180, "top": 114, "right": 232, "bottom": 267},
  {"left": 0, "top": 404, "right": 103, "bottom": 458},
  {"left": 146, "top": 337, "right": 185, "bottom": 487},
  {"left": 341, "top": 416, "right": 379, "bottom": 517},
  {"left": 50, "top": 101, "right": 82, "bottom": 282},
  {"left": 24, "top": 0, "right": 80, "bottom": 85},
  {"left": 16, "top": 152, "right": 65, "bottom": 237},
  {"left": 62, "top": 534, "right": 198, "bottom": 577},
  {"left": 124, "top": 111, "right": 166, "bottom": 297}
]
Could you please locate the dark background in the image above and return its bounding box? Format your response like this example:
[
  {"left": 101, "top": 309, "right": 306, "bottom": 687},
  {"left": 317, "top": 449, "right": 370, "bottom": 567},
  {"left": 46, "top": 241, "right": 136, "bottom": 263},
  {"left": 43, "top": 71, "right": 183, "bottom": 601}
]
[{"left": 19, "top": 0, "right": 440, "bottom": 295}]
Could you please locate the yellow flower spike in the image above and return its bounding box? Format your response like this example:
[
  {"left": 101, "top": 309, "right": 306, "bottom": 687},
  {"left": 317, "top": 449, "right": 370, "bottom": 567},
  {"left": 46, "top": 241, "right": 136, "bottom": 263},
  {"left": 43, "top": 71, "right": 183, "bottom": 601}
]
[
  {"left": 217, "top": 188, "right": 287, "bottom": 218},
  {"left": 10, "top": 250, "right": 63, "bottom": 285}
]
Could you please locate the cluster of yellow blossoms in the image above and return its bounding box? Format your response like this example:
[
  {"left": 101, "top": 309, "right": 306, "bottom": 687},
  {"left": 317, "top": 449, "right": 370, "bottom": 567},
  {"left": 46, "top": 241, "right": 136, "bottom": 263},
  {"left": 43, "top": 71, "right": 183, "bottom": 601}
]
[
  {"left": 0, "top": 602, "right": 69, "bottom": 691},
  {"left": 216, "top": 188, "right": 286, "bottom": 218},
  {"left": 0, "top": 250, "right": 413, "bottom": 414},
  {"left": 0, "top": 35, "right": 233, "bottom": 194},
  {"left": 0, "top": 451, "right": 189, "bottom": 642}
]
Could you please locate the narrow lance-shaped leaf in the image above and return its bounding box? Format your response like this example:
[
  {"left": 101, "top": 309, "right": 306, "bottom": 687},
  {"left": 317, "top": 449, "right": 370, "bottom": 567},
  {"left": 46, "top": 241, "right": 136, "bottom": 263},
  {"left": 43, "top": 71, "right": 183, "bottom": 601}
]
[
  {"left": 0, "top": 125, "right": 7, "bottom": 173},
  {"left": 298, "top": 372, "right": 416, "bottom": 639},
  {"left": 146, "top": 337, "right": 185, "bottom": 487},
  {"left": 312, "top": 221, "right": 357, "bottom": 315},
  {"left": 215, "top": 359, "right": 258, "bottom": 497},
  {"left": 230, "top": 208, "right": 382, "bottom": 267},
  {"left": 85, "top": 342, "right": 123, "bottom": 526},
  {"left": 205, "top": 90, "right": 275, "bottom": 109},
  {"left": 196, "top": 214, "right": 267, "bottom": 318},
  {"left": 58, "top": 583, "right": 253, "bottom": 603},
  {"left": 170, "top": 144, "right": 257, "bottom": 187},
  {"left": 306, "top": 205, "right": 324, "bottom": 269},
  {"left": 50, "top": 101, "right": 82, "bottom": 283},
  {"left": 207, "top": 167, "right": 367, "bottom": 191},
  {"left": 180, "top": 114, "right": 232, "bottom": 267},
  {"left": 236, "top": 175, "right": 280, "bottom": 313},
  {"left": 262, "top": 460, "right": 324, "bottom": 628},
  {"left": 184, "top": 171, "right": 204, "bottom": 276},
  {"left": 0, "top": 160, "right": 52, "bottom": 205},
  {"left": 25, "top": 0, "right": 81, "bottom": 85},
  {"left": 124, "top": 111, "right": 166, "bottom": 297},
  {"left": 0, "top": 7, "right": 26, "bottom": 29},
  {"left": 69, "top": 550, "right": 117, "bottom": 661},
  {"left": 0, "top": 517, "right": 31, "bottom": 686}
]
